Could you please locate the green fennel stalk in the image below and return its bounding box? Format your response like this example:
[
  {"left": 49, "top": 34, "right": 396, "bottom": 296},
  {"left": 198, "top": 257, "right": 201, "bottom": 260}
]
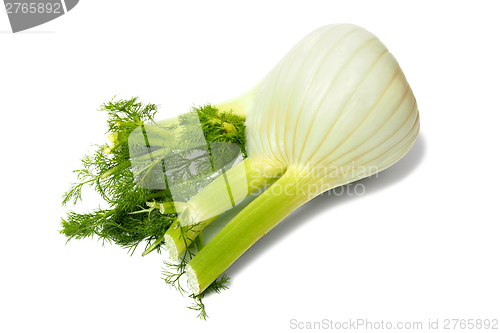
[{"left": 185, "top": 167, "right": 317, "bottom": 294}]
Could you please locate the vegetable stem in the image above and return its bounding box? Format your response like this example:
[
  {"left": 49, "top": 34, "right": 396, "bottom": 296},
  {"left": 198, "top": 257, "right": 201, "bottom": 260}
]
[
  {"left": 141, "top": 234, "right": 165, "bottom": 256},
  {"left": 186, "top": 167, "right": 316, "bottom": 294},
  {"left": 214, "top": 81, "right": 261, "bottom": 118}
]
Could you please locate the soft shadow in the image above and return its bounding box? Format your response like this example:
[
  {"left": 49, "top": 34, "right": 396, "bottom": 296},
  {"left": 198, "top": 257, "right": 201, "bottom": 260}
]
[
  {"left": 225, "top": 132, "right": 427, "bottom": 278},
  {"left": 0, "top": 30, "right": 56, "bottom": 34}
]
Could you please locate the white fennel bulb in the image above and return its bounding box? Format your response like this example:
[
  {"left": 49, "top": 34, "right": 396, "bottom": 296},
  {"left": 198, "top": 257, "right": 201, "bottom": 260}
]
[{"left": 245, "top": 23, "right": 419, "bottom": 187}]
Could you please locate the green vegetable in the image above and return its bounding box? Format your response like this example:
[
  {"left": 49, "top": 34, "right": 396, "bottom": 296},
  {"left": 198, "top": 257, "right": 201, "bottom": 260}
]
[{"left": 61, "top": 23, "right": 420, "bottom": 319}]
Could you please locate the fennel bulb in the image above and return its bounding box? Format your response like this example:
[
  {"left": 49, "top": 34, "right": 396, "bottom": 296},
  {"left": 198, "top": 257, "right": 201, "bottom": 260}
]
[{"left": 185, "top": 23, "right": 419, "bottom": 294}]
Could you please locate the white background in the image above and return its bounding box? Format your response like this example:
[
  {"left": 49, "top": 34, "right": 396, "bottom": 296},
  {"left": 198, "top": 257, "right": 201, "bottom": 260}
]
[{"left": 1, "top": 1, "right": 499, "bottom": 332}]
